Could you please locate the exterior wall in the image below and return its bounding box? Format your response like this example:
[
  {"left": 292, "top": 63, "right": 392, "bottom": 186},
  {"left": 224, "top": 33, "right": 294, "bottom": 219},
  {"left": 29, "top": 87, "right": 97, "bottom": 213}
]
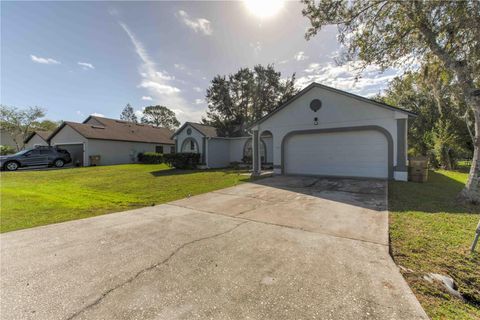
[
  {"left": 228, "top": 137, "right": 250, "bottom": 163},
  {"left": 25, "top": 135, "right": 48, "bottom": 149},
  {"left": 253, "top": 86, "right": 407, "bottom": 179},
  {"left": 262, "top": 136, "right": 273, "bottom": 163},
  {"left": 175, "top": 124, "right": 205, "bottom": 155},
  {"left": 87, "top": 140, "right": 173, "bottom": 166},
  {"left": 206, "top": 138, "right": 230, "bottom": 168},
  {"left": 50, "top": 125, "right": 88, "bottom": 146},
  {"left": 0, "top": 129, "right": 22, "bottom": 150},
  {"left": 227, "top": 136, "right": 272, "bottom": 164},
  {"left": 50, "top": 125, "right": 88, "bottom": 164},
  {"left": 153, "top": 144, "right": 175, "bottom": 154}
]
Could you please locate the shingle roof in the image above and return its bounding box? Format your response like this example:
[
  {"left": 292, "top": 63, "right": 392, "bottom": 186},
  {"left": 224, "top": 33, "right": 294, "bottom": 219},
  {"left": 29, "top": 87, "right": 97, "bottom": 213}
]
[
  {"left": 36, "top": 131, "right": 52, "bottom": 140},
  {"left": 188, "top": 122, "right": 218, "bottom": 137},
  {"left": 49, "top": 116, "right": 174, "bottom": 144},
  {"left": 24, "top": 130, "right": 53, "bottom": 143},
  {"left": 172, "top": 122, "right": 219, "bottom": 138}
]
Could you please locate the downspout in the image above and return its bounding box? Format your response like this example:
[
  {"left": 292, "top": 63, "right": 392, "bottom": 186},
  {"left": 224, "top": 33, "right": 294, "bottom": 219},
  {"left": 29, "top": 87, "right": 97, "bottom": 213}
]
[{"left": 205, "top": 137, "right": 209, "bottom": 168}]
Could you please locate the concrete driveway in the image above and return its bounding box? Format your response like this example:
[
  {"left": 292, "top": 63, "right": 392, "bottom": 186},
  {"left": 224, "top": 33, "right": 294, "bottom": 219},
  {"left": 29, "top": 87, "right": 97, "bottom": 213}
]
[{"left": 1, "top": 176, "right": 428, "bottom": 320}]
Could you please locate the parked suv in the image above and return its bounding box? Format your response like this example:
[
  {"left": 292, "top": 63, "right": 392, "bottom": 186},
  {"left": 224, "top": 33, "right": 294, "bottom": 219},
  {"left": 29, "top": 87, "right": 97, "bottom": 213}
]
[{"left": 0, "top": 146, "right": 72, "bottom": 171}]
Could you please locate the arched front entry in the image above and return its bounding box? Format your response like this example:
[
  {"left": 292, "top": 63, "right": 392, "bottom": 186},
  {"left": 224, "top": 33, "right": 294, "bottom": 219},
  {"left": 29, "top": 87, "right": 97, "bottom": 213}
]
[
  {"left": 181, "top": 137, "right": 199, "bottom": 153},
  {"left": 243, "top": 138, "right": 266, "bottom": 163}
]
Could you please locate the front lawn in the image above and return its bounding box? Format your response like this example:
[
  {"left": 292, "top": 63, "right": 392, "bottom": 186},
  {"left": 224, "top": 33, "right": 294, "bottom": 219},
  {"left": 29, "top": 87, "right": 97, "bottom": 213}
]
[
  {"left": 389, "top": 169, "right": 480, "bottom": 319},
  {"left": 0, "top": 164, "right": 250, "bottom": 233}
]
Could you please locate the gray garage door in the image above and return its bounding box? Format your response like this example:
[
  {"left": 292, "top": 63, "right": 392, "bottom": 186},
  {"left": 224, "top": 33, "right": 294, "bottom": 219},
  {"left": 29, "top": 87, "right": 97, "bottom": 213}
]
[
  {"left": 56, "top": 144, "right": 84, "bottom": 166},
  {"left": 284, "top": 130, "right": 388, "bottom": 179}
]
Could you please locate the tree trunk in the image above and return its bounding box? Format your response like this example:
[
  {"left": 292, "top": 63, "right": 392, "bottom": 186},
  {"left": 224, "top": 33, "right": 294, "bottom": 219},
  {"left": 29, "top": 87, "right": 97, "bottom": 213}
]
[
  {"left": 460, "top": 107, "right": 480, "bottom": 203},
  {"left": 413, "top": 16, "right": 480, "bottom": 203}
]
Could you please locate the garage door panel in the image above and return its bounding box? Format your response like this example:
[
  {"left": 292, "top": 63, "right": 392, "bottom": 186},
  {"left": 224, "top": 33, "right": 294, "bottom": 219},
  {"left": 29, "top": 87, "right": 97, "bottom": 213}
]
[{"left": 285, "top": 131, "right": 388, "bottom": 178}]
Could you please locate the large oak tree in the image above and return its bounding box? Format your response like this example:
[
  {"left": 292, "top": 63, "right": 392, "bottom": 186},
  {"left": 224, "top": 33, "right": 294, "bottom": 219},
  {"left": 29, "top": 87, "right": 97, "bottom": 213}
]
[
  {"left": 302, "top": 0, "right": 480, "bottom": 203},
  {"left": 203, "top": 64, "right": 297, "bottom": 137},
  {"left": 141, "top": 105, "right": 180, "bottom": 130}
]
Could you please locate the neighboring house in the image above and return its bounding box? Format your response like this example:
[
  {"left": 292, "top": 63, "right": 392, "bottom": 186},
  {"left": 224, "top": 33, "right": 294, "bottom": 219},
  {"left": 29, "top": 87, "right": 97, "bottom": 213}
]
[
  {"left": 24, "top": 131, "right": 52, "bottom": 149},
  {"left": 174, "top": 82, "right": 415, "bottom": 181},
  {"left": 0, "top": 129, "right": 24, "bottom": 151},
  {"left": 48, "top": 116, "right": 174, "bottom": 166}
]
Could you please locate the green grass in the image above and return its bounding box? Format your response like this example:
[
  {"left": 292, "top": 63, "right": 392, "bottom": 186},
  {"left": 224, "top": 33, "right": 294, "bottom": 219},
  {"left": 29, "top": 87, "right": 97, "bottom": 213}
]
[
  {"left": 389, "top": 168, "right": 480, "bottom": 319},
  {"left": 0, "top": 164, "right": 250, "bottom": 233}
]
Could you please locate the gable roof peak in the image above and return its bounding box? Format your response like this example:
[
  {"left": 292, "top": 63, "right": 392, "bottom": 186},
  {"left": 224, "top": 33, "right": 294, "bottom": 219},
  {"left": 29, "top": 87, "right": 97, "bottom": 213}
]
[{"left": 248, "top": 81, "right": 416, "bottom": 129}]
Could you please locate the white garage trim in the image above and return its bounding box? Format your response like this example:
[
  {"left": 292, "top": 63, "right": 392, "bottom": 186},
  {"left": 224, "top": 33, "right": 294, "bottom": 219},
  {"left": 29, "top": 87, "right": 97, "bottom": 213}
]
[{"left": 281, "top": 126, "right": 394, "bottom": 179}]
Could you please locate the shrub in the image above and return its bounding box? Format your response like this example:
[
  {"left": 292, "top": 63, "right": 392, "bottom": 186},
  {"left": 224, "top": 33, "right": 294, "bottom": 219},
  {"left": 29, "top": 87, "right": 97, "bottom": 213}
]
[
  {"left": 137, "top": 152, "right": 164, "bottom": 164},
  {"left": 242, "top": 155, "right": 252, "bottom": 164},
  {"left": 164, "top": 153, "right": 200, "bottom": 169},
  {"left": 0, "top": 145, "right": 16, "bottom": 155}
]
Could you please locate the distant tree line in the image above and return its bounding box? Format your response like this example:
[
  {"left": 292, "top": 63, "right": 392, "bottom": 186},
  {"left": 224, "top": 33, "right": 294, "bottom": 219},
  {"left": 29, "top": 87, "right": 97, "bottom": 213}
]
[
  {"left": 376, "top": 62, "right": 473, "bottom": 170},
  {"left": 120, "top": 104, "right": 180, "bottom": 131}
]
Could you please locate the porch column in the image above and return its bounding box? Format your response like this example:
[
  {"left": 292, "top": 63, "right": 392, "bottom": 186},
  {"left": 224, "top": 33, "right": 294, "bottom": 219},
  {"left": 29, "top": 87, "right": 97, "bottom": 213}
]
[
  {"left": 252, "top": 130, "right": 261, "bottom": 176},
  {"left": 395, "top": 118, "right": 408, "bottom": 181}
]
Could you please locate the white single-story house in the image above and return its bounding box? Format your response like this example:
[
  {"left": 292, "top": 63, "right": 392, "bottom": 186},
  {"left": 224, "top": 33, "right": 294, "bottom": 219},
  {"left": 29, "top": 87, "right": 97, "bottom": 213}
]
[
  {"left": 173, "top": 82, "right": 415, "bottom": 181},
  {"left": 48, "top": 116, "right": 174, "bottom": 166},
  {"left": 24, "top": 131, "right": 51, "bottom": 149}
]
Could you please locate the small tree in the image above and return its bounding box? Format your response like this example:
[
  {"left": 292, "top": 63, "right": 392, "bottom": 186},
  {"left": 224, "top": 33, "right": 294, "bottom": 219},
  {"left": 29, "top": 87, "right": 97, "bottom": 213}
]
[
  {"left": 120, "top": 103, "right": 138, "bottom": 123},
  {"left": 141, "top": 105, "right": 180, "bottom": 130},
  {"left": 0, "top": 105, "right": 45, "bottom": 151}
]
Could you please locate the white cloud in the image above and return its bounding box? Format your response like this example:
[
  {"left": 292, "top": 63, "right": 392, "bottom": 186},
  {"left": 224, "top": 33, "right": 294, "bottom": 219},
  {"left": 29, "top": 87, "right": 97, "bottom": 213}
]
[
  {"left": 176, "top": 10, "right": 212, "bottom": 36},
  {"left": 108, "top": 8, "right": 119, "bottom": 16},
  {"left": 90, "top": 112, "right": 105, "bottom": 117},
  {"left": 193, "top": 87, "right": 202, "bottom": 93},
  {"left": 141, "top": 96, "right": 153, "bottom": 101},
  {"left": 119, "top": 21, "right": 204, "bottom": 122},
  {"left": 194, "top": 99, "right": 204, "bottom": 105},
  {"left": 294, "top": 51, "right": 308, "bottom": 61},
  {"left": 249, "top": 41, "right": 262, "bottom": 55},
  {"left": 138, "top": 80, "right": 181, "bottom": 95},
  {"left": 297, "top": 61, "right": 402, "bottom": 97},
  {"left": 78, "top": 62, "right": 95, "bottom": 70},
  {"left": 135, "top": 109, "right": 144, "bottom": 119},
  {"left": 174, "top": 63, "right": 186, "bottom": 70},
  {"left": 155, "top": 71, "right": 174, "bottom": 80},
  {"left": 142, "top": 70, "right": 174, "bottom": 80},
  {"left": 30, "top": 55, "right": 60, "bottom": 65},
  {"left": 304, "top": 63, "right": 321, "bottom": 73}
]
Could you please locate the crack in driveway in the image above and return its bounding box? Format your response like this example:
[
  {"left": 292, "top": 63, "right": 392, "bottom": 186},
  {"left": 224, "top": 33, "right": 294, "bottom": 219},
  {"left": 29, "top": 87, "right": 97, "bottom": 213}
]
[
  {"left": 169, "top": 203, "right": 388, "bottom": 247},
  {"left": 64, "top": 221, "right": 248, "bottom": 320}
]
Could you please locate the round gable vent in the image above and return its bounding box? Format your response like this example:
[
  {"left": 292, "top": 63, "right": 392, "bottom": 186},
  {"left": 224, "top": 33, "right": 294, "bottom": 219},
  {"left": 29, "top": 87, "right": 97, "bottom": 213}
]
[{"left": 310, "top": 99, "right": 322, "bottom": 112}]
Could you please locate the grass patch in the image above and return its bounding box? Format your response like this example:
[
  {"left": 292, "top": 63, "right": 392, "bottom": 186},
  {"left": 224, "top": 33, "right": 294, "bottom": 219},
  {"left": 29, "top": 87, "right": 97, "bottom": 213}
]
[
  {"left": 389, "top": 168, "right": 480, "bottom": 319},
  {"left": 0, "top": 164, "right": 250, "bottom": 233}
]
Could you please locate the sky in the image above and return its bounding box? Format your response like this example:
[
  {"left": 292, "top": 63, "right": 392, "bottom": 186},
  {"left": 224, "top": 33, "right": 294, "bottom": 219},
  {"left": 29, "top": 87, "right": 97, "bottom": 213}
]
[{"left": 1, "top": 1, "right": 402, "bottom": 124}]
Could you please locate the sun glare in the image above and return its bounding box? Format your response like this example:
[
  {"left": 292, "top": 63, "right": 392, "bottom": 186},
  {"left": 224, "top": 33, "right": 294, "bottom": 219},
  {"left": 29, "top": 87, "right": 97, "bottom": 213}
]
[{"left": 244, "top": 0, "right": 285, "bottom": 19}]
